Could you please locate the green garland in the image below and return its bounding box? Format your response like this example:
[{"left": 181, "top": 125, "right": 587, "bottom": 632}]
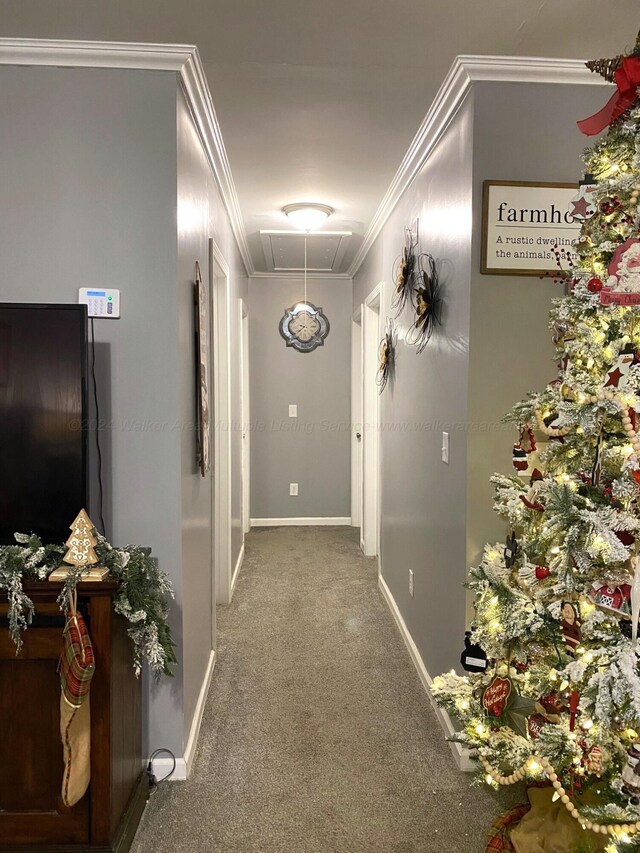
[{"left": 0, "top": 531, "right": 177, "bottom": 678}]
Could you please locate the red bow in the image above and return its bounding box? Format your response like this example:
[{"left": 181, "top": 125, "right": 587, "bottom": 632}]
[{"left": 578, "top": 57, "right": 640, "bottom": 136}]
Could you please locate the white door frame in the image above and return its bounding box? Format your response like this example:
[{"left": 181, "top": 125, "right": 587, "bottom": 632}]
[
  {"left": 211, "top": 239, "right": 233, "bottom": 606},
  {"left": 362, "top": 283, "right": 382, "bottom": 558},
  {"left": 240, "top": 300, "right": 251, "bottom": 535},
  {"left": 351, "top": 307, "right": 363, "bottom": 531}
]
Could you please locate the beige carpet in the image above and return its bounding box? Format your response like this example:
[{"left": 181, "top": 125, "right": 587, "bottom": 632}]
[{"left": 131, "top": 526, "right": 517, "bottom": 853}]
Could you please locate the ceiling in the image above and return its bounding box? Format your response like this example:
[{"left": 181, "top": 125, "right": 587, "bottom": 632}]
[{"left": 0, "top": 1, "right": 637, "bottom": 275}]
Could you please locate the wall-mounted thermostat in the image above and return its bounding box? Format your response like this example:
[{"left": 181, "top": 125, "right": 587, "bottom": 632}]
[{"left": 78, "top": 287, "right": 121, "bottom": 318}]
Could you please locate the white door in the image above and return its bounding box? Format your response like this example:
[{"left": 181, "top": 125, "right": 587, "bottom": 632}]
[{"left": 351, "top": 310, "right": 363, "bottom": 532}]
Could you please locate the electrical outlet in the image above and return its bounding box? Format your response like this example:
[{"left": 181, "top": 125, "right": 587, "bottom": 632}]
[
  {"left": 441, "top": 431, "right": 449, "bottom": 464},
  {"left": 409, "top": 569, "right": 414, "bottom": 597},
  {"left": 289, "top": 483, "right": 298, "bottom": 496},
  {"left": 289, "top": 404, "right": 297, "bottom": 418}
]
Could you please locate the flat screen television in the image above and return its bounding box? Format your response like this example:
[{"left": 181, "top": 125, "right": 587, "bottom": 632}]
[{"left": 0, "top": 303, "right": 88, "bottom": 545}]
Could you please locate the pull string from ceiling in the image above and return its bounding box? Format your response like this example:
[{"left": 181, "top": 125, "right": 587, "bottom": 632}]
[{"left": 304, "top": 234, "right": 308, "bottom": 306}]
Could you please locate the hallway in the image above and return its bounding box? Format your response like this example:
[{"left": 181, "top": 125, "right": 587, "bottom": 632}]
[{"left": 132, "top": 527, "right": 508, "bottom": 853}]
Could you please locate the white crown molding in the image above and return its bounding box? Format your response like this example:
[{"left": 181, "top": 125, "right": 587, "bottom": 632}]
[
  {"left": 0, "top": 37, "right": 193, "bottom": 70},
  {"left": 347, "top": 54, "right": 611, "bottom": 278},
  {"left": 179, "top": 48, "right": 253, "bottom": 275},
  {"left": 0, "top": 37, "right": 254, "bottom": 276}
]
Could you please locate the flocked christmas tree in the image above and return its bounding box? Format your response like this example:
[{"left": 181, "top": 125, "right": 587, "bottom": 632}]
[{"left": 432, "top": 32, "right": 640, "bottom": 851}]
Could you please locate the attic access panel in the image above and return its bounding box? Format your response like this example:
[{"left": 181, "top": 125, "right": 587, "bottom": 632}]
[{"left": 260, "top": 231, "right": 352, "bottom": 273}]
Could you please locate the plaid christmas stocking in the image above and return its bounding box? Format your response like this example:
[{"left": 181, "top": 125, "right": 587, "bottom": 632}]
[{"left": 59, "top": 590, "right": 95, "bottom": 808}]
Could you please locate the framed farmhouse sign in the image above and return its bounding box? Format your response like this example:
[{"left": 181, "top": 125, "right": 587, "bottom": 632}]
[{"left": 482, "top": 180, "right": 580, "bottom": 276}]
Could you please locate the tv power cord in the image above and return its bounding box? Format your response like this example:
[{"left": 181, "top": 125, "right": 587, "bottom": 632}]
[{"left": 146, "top": 748, "right": 177, "bottom": 791}]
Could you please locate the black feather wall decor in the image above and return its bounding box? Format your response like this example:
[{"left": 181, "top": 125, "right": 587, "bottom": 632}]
[
  {"left": 376, "top": 317, "right": 396, "bottom": 394},
  {"left": 405, "top": 253, "right": 442, "bottom": 354},
  {"left": 391, "top": 227, "right": 418, "bottom": 317}
]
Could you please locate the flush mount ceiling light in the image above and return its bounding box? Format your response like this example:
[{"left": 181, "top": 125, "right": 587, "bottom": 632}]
[{"left": 283, "top": 203, "right": 334, "bottom": 231}]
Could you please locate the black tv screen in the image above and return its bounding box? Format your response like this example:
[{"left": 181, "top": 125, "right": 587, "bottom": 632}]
[{"left": 0, "top": 304, "right": 88, "bottom": 545}]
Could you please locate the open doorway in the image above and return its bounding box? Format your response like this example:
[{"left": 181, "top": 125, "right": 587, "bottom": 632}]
[{"left": 361, "top": 283, "right": 382, "bottom": 559}]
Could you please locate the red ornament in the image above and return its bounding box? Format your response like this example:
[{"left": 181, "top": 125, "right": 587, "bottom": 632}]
[
  {"left": 482, "top": 676, "right": 512, "bottom": 717},
  {"left": 569, "top": 690, "right": 580, "bottom": 732},
  {"left": 587, "top": 277, "right": 603, "bottom": 293},
  {"left": 528, "top": 713, "right": 548, "bottom": 740},
  {"left": 535, "top": 565, "right": 551, "bottom": 580},
  {"left": 615, "top": 529, "right": 635, "bottom": 547},
  {"left": 589, "top": 583, "right": 632, "bottom": 616},
  {"left": 539, "top": 692, "right": 569, "bottom": 717}
]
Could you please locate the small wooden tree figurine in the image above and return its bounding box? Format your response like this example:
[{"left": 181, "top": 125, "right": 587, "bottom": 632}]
[
  {"left": 62, "top": 509, "right": 99, "bottom": 568},
  {"left": 49, "top": 509, "right": 108, "bottom": 581}
]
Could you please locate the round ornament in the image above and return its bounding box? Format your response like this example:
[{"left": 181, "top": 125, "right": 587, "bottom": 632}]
[{"left": 587, "top": 277, "right": 603, "bottom": 293}]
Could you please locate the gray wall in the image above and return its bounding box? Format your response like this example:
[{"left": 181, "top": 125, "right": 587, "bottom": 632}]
[
  {"left": 0, "top": 65, "right": 183, "bottom": 753},
  {"left": 354, "top": 98, "right": 474, "bottom": 679},
  {"left": 249, "top": 276, "right": 352, "bottom": 519},
  {"left": 0, "top": 65, "right": 248, "bottom": 761},
  {"left": 176, "top": 89, "right": 248, "bottom": 744},
  {"left": 353, "top": 78, "right": 606, "bottom": 681},
  {"left": 467, "top": 81, "right": 608, "bottom": 575}
]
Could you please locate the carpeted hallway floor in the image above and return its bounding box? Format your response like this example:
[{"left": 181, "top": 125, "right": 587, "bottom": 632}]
[{"left": 131, "top": 526, "right": 514, "bottom": 853}]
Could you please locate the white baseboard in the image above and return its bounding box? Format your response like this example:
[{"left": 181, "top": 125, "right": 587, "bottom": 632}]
[
  {"left": 151, "top": 648, "right": 216, "bottom": 781},
  {"left": 377, "top": 572, "right": 475, "bottom": 772},
  {"left": 231, "top": 542, "right": 244, "bottom": 598},
  {"left": 250, "top": 516, "right": 351, "bottom": 527}
]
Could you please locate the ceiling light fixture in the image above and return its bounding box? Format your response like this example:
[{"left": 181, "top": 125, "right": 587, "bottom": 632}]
[{"left": 283, "top": 203, "right": 333, "bottom": 231}]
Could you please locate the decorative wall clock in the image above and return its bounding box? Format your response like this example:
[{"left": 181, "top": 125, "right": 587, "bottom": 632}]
[{"left": 279, "top": 302, "right": 330, "bottom": 353}]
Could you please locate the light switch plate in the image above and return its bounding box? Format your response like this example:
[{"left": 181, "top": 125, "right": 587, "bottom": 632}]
[
  {"left": 289, "top": 483, "right": 298, "bottom": 496},
  {"left": 442, "top": 431, "right": 449, "bottom": 464},
  {"left": 289, "top": 404, "right": 297, "bottom": 418}
]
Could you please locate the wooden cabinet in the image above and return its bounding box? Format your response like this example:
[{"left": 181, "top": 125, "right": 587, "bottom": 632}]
[{"left": 0, "top": 581, "right": 148, "bottom": 852}]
